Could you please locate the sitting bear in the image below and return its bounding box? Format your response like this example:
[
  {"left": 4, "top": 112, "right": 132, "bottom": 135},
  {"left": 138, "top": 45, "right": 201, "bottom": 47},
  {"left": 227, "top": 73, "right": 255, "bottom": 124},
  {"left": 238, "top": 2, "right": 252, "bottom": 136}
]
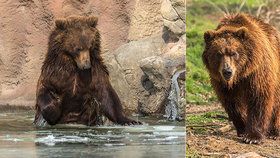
[
  {"left": 34, "top": 16, "right": 141, "bottom": 126},
  {"left": 202, "top": 13, "right": 280, "bottom": 144}
]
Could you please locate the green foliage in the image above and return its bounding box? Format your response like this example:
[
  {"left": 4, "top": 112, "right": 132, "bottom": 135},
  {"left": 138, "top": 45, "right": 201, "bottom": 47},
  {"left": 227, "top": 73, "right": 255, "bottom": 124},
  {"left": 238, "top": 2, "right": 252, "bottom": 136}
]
[
  {"left": 186, "top": 148, "right": 201, "bottom": 158},
  {"left": 186, "top": 111, "right": 228, "bottom": 135},
  {"left": 187, "top": 111, "right": 227, "bottom": 125},
  {"left": 186, "top": 9, "right": 217, "bottom": 104}
]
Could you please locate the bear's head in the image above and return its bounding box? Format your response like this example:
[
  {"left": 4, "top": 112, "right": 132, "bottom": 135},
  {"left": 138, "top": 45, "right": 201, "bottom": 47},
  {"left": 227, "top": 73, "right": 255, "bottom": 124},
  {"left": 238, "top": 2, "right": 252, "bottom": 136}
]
[
  {"left": 202, "top": 26, "right": 249, "bottom": 87},
  {"left": 53, "top": 16, "right": 100, "bottom": 70}
]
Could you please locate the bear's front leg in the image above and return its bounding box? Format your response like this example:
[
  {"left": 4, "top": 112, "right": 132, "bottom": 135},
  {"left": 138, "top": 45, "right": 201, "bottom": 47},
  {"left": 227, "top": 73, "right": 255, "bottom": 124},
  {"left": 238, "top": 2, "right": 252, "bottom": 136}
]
[
  {"left": 36, "top": 88, "right": 62, "bottom": 126},
  {"left": 211, "top": 79, "right": 246, "bottom": 137},
  {"left": 243, "top": 93, "right": 274, "bottom": 144},
  {"left": 223, "top": 101, "right": 246, "bottom": 137}
]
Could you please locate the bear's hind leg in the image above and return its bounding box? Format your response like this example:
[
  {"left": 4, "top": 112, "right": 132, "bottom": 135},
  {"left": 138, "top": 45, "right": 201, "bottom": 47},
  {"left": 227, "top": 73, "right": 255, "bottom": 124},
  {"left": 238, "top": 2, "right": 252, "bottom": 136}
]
[
  {"left": 98, "top": 84, "right": 142, "bottom": 125},
  {"left": 268, "top": 106, "right": 280, "bottom": 140}
]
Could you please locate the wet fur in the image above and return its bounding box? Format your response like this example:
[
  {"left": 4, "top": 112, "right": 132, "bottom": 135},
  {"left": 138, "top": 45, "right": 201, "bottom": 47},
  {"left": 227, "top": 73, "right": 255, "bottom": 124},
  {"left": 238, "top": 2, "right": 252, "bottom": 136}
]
[
  {"left": 203, "top": 13, "right": 280, "bottom": 143},
  {"left": 34, "top": 16, "right": 140, "bottom": 126}
]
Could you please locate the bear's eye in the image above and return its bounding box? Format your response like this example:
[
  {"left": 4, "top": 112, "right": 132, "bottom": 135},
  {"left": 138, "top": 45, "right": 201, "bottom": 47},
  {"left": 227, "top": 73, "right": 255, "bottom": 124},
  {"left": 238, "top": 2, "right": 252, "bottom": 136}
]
[
  {"left": 76, "top": 48, "right": 82, "bottom": 52},
  {"left": 216, "top": 53, "right": 222, "bottom": 58},
  {"left": 73, "top": 48, "right": 82, "bottom": 54},
  {"left": 230, "top": 52, "right": 239, "bottom": 59}
]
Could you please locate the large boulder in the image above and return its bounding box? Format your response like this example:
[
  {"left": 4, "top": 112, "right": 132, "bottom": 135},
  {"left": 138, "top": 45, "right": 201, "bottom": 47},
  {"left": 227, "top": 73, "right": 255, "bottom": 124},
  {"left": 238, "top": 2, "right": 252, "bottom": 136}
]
[
  {"left": 139, "top": 56, "right": 170, "bottom": 114},
  {"left": 139, "top": 36, "right": 185, "bottom": 116},
  {"left": 104, "top": 35, "right": 185, "bottom": 115},
  {"left": 103, "top": 36, "right": 165, "bottom": 113}
]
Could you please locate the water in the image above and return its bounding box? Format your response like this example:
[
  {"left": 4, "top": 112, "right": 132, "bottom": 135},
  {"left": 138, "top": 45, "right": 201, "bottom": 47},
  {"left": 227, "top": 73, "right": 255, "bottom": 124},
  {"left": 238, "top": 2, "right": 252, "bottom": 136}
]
[
  {"left": 0, "top": 110, "right": 185, "bottom": 158},
  {"left": 165, "top": 69, "right": 186, "bottom": 121}
]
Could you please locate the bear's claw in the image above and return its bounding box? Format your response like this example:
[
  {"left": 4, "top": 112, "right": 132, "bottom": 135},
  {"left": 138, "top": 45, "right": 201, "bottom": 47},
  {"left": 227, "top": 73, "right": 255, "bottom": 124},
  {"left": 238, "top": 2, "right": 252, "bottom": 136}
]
[
  {"left": 268, "top": 136, "right": 278, "bottom": 140},
  {"left": 242, "top": 134, "right": 262, "bottom": 144},
  {"left": 119, "top": 118, "right": 142, "bottom": 126}
]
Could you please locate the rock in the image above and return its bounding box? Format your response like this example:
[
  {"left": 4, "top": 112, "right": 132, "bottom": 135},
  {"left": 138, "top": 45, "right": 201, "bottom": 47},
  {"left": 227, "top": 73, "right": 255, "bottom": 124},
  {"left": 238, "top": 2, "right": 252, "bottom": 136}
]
[
  {"left": 159, "top": 36, "right": 186, "bottom": 116},
  {"left": 162, "top": 35, "right": 186, "bottom": 74},
  {"left": 104, "top": 35, "right": 185, "bottom": 114},
  {"left": 161, "top": 0, "right": 179, "bottom": 21},
  {"left": 140, "top": 56, "right": 169, "bottom": 89},
  {"left": 163, "top": 19, "right": 185, "bottom": 36},
  {"left": 128, "top": 0, "right": 163, "bottom": 41},
  {"left": 139, "top": 56, "right": 170, "bottom": 114},
  {"left": 104, "top": 36, "right": 185, "bottom": 114},
  {"left": 138, "top": 37, "right": 185, "bottom": 115},
  {"left": 170, "top": 0, "right": 186, "bottom": 22},
  {"left": 103, "top": 36, "right": 165, "bottom": 113},
  {"left": 161, "top": 0, "right": 186, "bottom": 36},
  {"left": 230, "top": 152, "right": 265, "bottom": 158},
  {"left": 139, "top": 55, "right": 185, "bottom": 115}
]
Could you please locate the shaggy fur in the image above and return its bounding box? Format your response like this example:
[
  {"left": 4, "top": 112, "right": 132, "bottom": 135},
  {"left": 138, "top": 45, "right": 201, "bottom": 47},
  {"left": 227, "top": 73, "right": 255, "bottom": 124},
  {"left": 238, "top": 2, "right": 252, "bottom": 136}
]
[
  {"left": 202, "top": 13, "right": 280, "bottom": 144},
  {"left": 34, "top": 16, "right": 141, "bottom": 126}
]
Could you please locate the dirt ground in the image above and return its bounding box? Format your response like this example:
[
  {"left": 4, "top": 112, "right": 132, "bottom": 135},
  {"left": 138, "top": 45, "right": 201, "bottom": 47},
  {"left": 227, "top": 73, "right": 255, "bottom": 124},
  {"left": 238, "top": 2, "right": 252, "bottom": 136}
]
[{"left": 187, "top": 104, "right": 280, "bottom": 158}]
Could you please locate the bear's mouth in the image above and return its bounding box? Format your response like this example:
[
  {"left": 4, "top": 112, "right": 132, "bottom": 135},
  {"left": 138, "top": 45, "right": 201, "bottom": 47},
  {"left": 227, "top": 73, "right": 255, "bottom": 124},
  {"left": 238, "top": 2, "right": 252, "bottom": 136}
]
[
  {"left": 75, "top": 50, "right": 91, "bottom": 70},
  {"left": 76, "top": 60, "right": 91, "bottom": 70},
  {"left": 77, "top": 63, "right": 91, "bottom": 70}
]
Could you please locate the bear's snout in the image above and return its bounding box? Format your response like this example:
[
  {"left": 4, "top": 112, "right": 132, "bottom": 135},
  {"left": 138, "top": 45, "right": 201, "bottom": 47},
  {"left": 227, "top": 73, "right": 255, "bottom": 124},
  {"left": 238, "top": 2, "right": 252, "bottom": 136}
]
[
  {"left": 82, "top": 59, "right": 91, "bottom": 69},
  {"left": 222, "top": 67, "right": 233, "bottom": 80},
  {"left": 219, "top": 57, "right": 235, "bottom": 81},
  {"left": 75, "top": 50, "right": 91, "bottom": 70}
]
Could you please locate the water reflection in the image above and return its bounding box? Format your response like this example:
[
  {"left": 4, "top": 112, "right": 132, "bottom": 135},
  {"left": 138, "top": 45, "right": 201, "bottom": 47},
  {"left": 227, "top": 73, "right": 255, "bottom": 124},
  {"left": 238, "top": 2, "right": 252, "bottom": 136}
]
[{"left": 0, "top": 110, "right": 185, "bottom": 158}]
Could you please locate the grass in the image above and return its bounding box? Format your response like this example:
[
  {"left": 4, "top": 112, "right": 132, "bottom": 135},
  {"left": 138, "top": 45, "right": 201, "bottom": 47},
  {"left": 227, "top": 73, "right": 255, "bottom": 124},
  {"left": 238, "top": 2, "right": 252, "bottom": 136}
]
[
  {"left": 186, "top": 110, "right": 228, "bottom": 135},
  {"left": 187, "top": 111, "right": 227, "bottom": 126},
  {"left": 186, "top": 5, "right": 218, "bottom": 104},
  {"left": 186, "top": 148, "right": 201, "bottom": 158},
  {"left": 186, "top": 110, "right": 229, "bottom": 155}
]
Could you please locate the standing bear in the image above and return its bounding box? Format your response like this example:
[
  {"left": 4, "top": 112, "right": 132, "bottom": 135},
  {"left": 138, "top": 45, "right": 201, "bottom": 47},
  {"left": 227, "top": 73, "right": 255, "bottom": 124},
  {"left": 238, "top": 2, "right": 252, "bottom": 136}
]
[
  {"left": 202, "top": 13, "right": 280, "bottom": 144},
  {"left": 34, "top": 16, "right": 141, "bottom": 126}
]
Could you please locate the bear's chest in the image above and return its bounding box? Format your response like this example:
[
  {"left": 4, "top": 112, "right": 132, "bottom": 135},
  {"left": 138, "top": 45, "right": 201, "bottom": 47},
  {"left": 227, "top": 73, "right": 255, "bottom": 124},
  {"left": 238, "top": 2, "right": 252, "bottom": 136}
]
[
  {"left": 72, "top": 76, "right": 91, "bottom": 94},
  {"left": 58, "top": 69, "right": 93, "bottom": 96}
]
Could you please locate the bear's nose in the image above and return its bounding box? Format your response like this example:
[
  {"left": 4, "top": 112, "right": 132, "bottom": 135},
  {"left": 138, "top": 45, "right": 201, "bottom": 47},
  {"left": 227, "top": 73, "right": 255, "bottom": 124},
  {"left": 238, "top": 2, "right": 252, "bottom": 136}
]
[{"left": 222, "top": 68, "right": 232, "bottom": 80}]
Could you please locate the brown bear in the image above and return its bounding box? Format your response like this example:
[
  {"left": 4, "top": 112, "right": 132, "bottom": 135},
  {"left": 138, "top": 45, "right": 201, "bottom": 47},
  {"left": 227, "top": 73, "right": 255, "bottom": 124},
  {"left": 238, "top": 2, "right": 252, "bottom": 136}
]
[
  {"left": 202, "top": 13, "right": 280, "bottom": 144},
  {"left": 34, "top": 16, "right": 141, "bottom": 126}
]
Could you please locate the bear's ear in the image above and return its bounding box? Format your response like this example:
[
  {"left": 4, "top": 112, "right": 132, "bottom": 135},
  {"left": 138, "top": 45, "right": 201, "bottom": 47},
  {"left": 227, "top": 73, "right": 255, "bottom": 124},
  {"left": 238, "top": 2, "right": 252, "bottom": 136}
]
[
  {"left": 204, "top": 30, "right": 216, "bottom": 42},
  {"left": 55, "top": 19, "right": 67, "bottom": 30},
  {"left": 87, "top": 16, "right": 98, "bottom": 28},
  {"left": 235, "top": 27, "right": 248, "bottom": 39}
]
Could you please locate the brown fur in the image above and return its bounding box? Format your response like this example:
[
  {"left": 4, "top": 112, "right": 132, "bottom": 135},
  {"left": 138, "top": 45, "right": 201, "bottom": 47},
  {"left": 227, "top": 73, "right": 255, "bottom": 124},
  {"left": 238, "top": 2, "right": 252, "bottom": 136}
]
[
  {"left": 34, "top": 16, "right": 141, "bottom": 126},
  {"left": 202, "top": 13, "right": 280, "bottom": 144}
]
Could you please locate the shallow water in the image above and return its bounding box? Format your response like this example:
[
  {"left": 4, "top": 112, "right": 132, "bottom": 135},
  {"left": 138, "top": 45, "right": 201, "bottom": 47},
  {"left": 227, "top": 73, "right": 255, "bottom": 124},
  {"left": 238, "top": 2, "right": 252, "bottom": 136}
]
[{"left": 0, "top": 110, "right": 185, "bottom": 158}]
